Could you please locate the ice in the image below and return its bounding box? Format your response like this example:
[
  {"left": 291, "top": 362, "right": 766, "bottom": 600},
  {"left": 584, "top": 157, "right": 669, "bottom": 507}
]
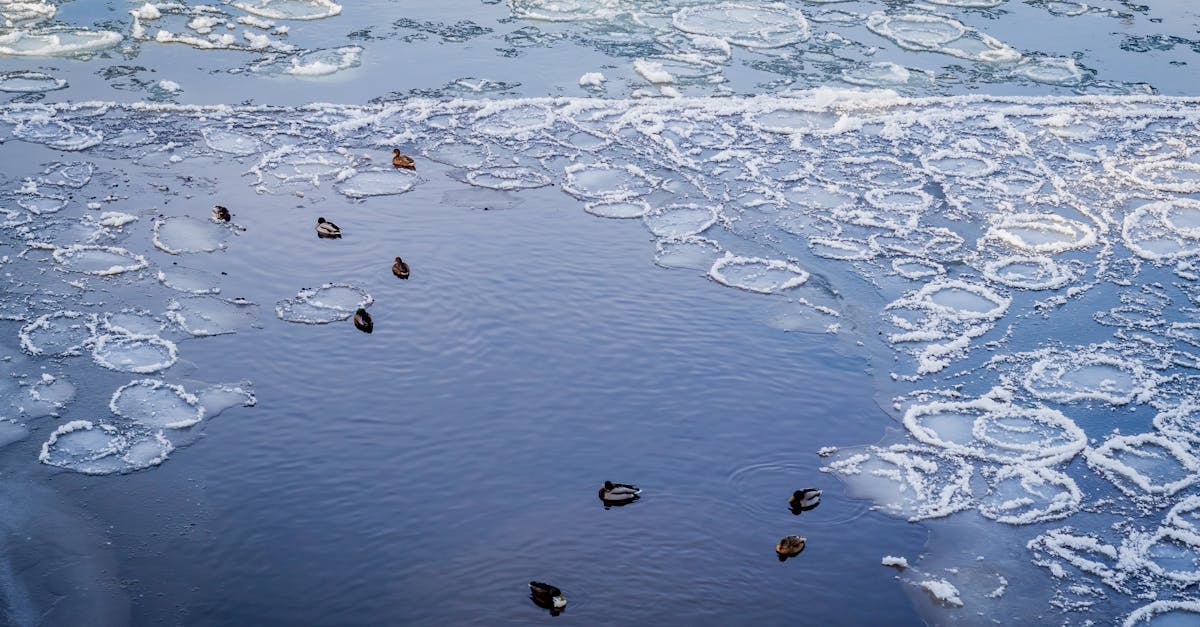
[
  {"left": 166, "top": 296, "right": 258, "bottom": 336},
  {"left": 156, "top": 265, "right": 222, "bottom": 295},
  {"left": 866, "top": 12, "right": 1019, "bottom": 63},
  {"left": 882, "top": 555, "right": 909, "bottom": 569},
  {"left": 1123, "top": 601, "right": 1200, "bottom": 626},
  {"left": 903, "top": 395, "right": 1086, "bottom": 465},
  {"left": 643, "top": 203, "right": 718, "bottom": 238},
  {"left": 1129, "top": 163, "right": 1200, "bottom": 194},
  {"left": 39, "top": 420, "right": 172, "bottom": 475},
  {"left": 579, "top": 72, "right": 606, "bottom": 87},
  {"left": 1014, "top": 56, "right": 1088, "bottom": 86},
  {"left": 336, "top": 169, "right": 418, "bottom": 198},
  {"left": 926, "top": 0, "right": 1004, "bottom": 7},
  {"left": 110, "top": 379, "right": 204, "bottom": 429},
  {"left": 233, "top": 0, "right": 342, "bottom": 21},
  {"left": 202, "top": 128, "right": 261, "bottom": 156},
  {"left": 19, "top": 311, "right": 95, "bottom": 357},
  {"left": 196, "top": 382, "right": 257, "bottom": 418},
  {"left": 250, "top": 46, "right": 362, "bottom": 77},
  {"left": 103, "top": 310, "right": 165, "bottom": 337},
  {"left": 919, "top": 578, "right": 963, "bottom": 608},
  {"left": 91, "top": 334, "right": 178, "bottom": 374},
  {"left": 1085, "top": 433, "right": 1200, "bottom": 502},
  {"left": 276, "top": 283, "right": 372, "bottom": 324},
  {"left": 822, "top": 444, "right": 973, "bottom": 522},
  {"left": 672, "top": 4, "right": 810, "bottom": 49},
  {"left": 977, "top": 465, "right": 1081, "bottom": 524},
  {"left": 633, "top": 60, "right": 674, "bottom": 85},
  {"left": 53, "top": 245, "right": 149, "bottom": 275},
  {"left": 708, "top": 253, "right": 809, "bottom": 294},
  {"left": 563, "top": 163, "right": 654, "bottom": 202},
  {"left": 841, "top": 62, "right": 912, "bottom": 87},
  {"left": 152, "top": 216, "right": 231, "bottom": 254},
  {"left": 584, "top": 199, "right": 649, "bottom": 219},
  {"left": 1022, "top": 350, "right": 1155, "bottom": 405},
  {"left": 473, "top": 103, "right": 552, "bottom": 137},
  {"left": 12, "top": 118, "right": 102, "bottom": 151},
  {"left": 0, "top": 418, "right": 29, "bottom": 448},
  {"left": 16, "top": 193, "right": 67, "bottom": 215},
  {"left": 654, "top": 236, "right": 722, "bottom": 270},
  {"left": 0, "top": 70, "right": 65, "bottom": 92},
  {"left": 983, "top": 256, "right": 1074, "bottom": 290},
  {"left": 0, "top": 29, "right": 122, "bottom": 57},
  {"left": 986, "top": 212, "right": 1097, "bottom": 253},
  {"left": 465, "top": 166, "right": 551, "bottom": 191}
]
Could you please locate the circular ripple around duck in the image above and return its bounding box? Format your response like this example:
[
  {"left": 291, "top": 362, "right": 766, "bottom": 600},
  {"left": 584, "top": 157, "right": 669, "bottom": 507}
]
[{"left": 726, "top": 460, "right": 869, "bottom": 526}]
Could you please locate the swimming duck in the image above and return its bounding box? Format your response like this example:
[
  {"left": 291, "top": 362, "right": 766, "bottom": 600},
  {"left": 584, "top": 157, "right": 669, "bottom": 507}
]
[
  {"left": 598, "top": 480, "right": 641, "bottom": 505},
  {"left": 776, "top": 535, "right": 806, "bottom": 560},
  {"left": 316, "top": 217, "right": 341, "bottom": 239},
  {"left": 392, "top": 257, "right": 410, "bottom": 279},
  {"left": 529, "top": 581, "right": 566, "bottom": 611},
  {"left": 789, "top": 488, "right": 821, "bottom": 514},
  {"left": 392, "top": 149, "right": 415, "bottom": 171},
  {"left": 212, "top": 205, "right": 231, "bottom": 222},
  {"left": 353, "top": 308, "right": 373, "bottom": 333}
]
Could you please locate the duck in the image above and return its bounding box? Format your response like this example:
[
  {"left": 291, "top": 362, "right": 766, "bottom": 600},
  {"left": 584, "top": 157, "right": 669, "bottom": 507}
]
[
  {"left": 529, "top": 581, "right": 566, "bottom": 611},
  {"left": 212, "top": 205, "right": 231, "bottom": 222},
  {"left": 789, "top": 488, "right": 821, "bottom": 514},
  {"left": 598, "top": 480, "right": 641, "bottom": 505},
  {"left": 392, "top": 257, "right": 410, "bottom": 279},
  {"left": 392, "top": 149, "right": 415, "bottom": 171},
  {"left": 776, "top": 535, "right": 806, "bottom": 560},
  {"left": 353, "top": 308, "right": 373, "bottom": 333},
  {"left": 316, "top": 217, "right": 341, "bottom": 239}
]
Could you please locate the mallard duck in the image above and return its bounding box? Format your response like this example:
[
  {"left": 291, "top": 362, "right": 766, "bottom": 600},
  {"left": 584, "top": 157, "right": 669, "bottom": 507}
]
[
  {"left": 598, "top": 480, "right": 641, "bottom": 505},
  {"left": 392, "top": 257, "right": 410, "bottom": 279},
  {"left": 789, "top": 488, "right": 821, "bottom": 514},
  {"left": 392, "top": 149, "right": 415, "bottom": 171},
  {"left": 529, "top": 581, "right": 566, "bottom": 611},
  {"left": 212, "top": 205, "right": 231, "bottom": 222},
  {"left": 316, "top": 217, "right": 341, "bottom": 239},
  {"left": 776, "top": 535, "right": 806, "bottom": 560},
  {"left": 353, "top": 308, "right": 373, "bottom": 333}
]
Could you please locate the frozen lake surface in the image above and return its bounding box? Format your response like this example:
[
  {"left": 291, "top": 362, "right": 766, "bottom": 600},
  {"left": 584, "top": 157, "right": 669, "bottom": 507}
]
[{"left": 2, "top": 1, "right": 1200, "bottom": 625}]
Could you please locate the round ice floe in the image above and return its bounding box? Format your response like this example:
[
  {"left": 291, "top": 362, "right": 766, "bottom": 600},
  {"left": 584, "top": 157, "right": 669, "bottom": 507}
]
[
  {"left": 111, "top": 379, "right": 204, "bottom": 429},
  {"left": 750, "top": 107, "right": 840, "bottom": 134},
  {"left": 336, "top": 170, "right": 417, "bottom": 198},
  {"left": 903, "top": 397, "right": 1085, "bottom": 465},
  {"left": 39, "top": 420, "right": 172, "bottom": 475},
  {"left": 920, "top": 151, "right": 998, "bottom": 178},
  {"left": 251, "top": 46, "right": 362, "bottom": 77},
  {"left": 912, "top": 279, "right": 1009, "bottom": 320},
  {"left": 808, "top": 236, "right": 874, "bottom": 261},
  {"left": 53, "top": 245, "right": 149, "bottom": 275},
  {"left": 157, "top": 266, "right": 221, "bottom": 294},
  {"left": 1123, "top": 199, "right": 1200, "bottom": 261},
  {"left": 1130, "top": 161, "right": 1200, "bottom": 194},
  {"left": 232, "top": 0, "right": 342, "bottom": 20},
  {"left": 708, "top": 253, "right": 809, "bottom": 294},
  {"left": 672, "top": 3, "right": 809, "bottom": 48},
  {"left": 19, "top": 311, "right": 95, "bottom": 357},
  {"left": 0, "top": 70, "right": 66, "bottom": 92},
  {"left": 1085, "top": 433, "right": 1200, "bottom": 500},
  {"left": 821, "top": 444, "right": 973, "bottom": 522},
  {"left": 562, "top": 163, "right": 653, "bottom": 202},
  {"left": 1165, "top": 496, "right": 1200, "bottom": 534},
  {"left": 0, "top": 29, "right": 123, "bottom": 57},
  {"left": 866, "top": 13, "right": 966, "bottom": 50},
  {"left": 1023, "top": 350, "right": 1155, "bottom": 405},
  {"left": 841, "top": 62, "right": 911, "bottom": 87},
  {"left": 893, "top": 257, "right": 944, "bottom": 280},
  {"left": 784, "top": 185, "right": 857, "bottom": 211},
  {"left": 103, "top": 310, "right": 165, "bottom": 337},
  {"left": 1153, "top": 403, "right": 1200, "bottom": 442},
  {"left": 1027, "top": 529, "right": 1120, "bottom": 584},
  {"left": 201, "top": 128, "right": 261, "bottom": 156},
  {"left": 584, "top": 199, "right": 649, "bottom": 219},
  {"left": 643, "top": 203, "right": 718, "bottom": 239},
  {"left": 39, "top": 161, "right": 94, "bottom": 188},
  {"left": 12, "top": 118, "right": 102, "bottom": 151},
  {"left": 465, "top": 166, "right": 551, "bottom": 191},
  {"left": 1161, "top": 199, "right": 1200, "bottom": 238},
  {"left": 152, "top": 216, "right": 230, "bottom": 254},
  {"left": 986, "top": 212, "right": 1097, "bottom": 253},
  {"left": 1133, "top": 526, "right": 1200, "bottom": 585},
  {"left": 977, "top": 465, "right": 1081, "bottom": 524},
  {"left": 91, "top": 334, "right": 178, "bottom": 374},
  {"left": 1013, "top": 56, "right": 1086, "bottom": 86},
  {"left": 654, "top": 237, "right": 722, "bottom": 270},
  {"left": 17, "top": 193, "right": 67, "bottom": 214},
  {"left": 253, "top": 148, "right": 356, "bottom": 191},
  {"left": 276, "top": 283, "right": 372, "bottom": 324},
  {"left": 166, "top": 296, "right": 257, "bottom": 336},
  {"left": 925, "top": 0, "right": 1004, "bottom": 7},
  {"left": 864, "top": 187, "right": 932, "bottom": 214},
  {"left": 1123, "top": 601, "right": 1200, "bottom": 627},
  {"left": 983, "top": 255, "right": 1074, "bottom": 290},
  {"left": 472, "top": 103, "right": 552, "bottom": 137}
]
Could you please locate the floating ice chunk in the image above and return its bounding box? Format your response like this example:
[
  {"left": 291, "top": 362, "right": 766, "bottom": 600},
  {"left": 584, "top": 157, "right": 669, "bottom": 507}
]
[
  {"left": 882, "top": 556, "right": 909, "bottom": 569},
  {"left": 12, "top": 118, "right": 102, "bottom": 151},
  {"left": 893, "top": 257, "right": 944, "bottom": 280},
  {"left": 336, "top": 169, "right": 417, "bottom": 198},
  {"left": 472, "top": 103, "right": 552, "bottom": 137},
  {"left": 0, "top": 0, "right": 56, "bottom": 24},
  {"left": 1154, "top": 403, "right": 1200, "bottom": 442},
  {"left": 902, "top": 396, "right": 1086, "bottom": 466},
  {"left": 822, "top": 444, "right": 973, "bottom": 521},
  {"left": 98, "top": 212, "right": 138, "bottom": 228},
  {"left": 110, "top": 379, "right": 204, "bottom": 429},
  {"left": 25, "top": 373, "right": 75, "bottom": 414},
  {"left": 920, "top": 151, "right": 998, "bottom": 178},
  {"left": 465, "top": 166, "right": 551, "bottom": 191},
  {"left": 39, "top": 420, "right": 172, "bottom": 475},
  {"left": 16, "top": 193, "right": 67, "bottom": 214},
  {"left": 202, "top": 128, "right": 261, "bottom": 155},
  {"left": 233, "top": 0, "right": 342, "bottom": 20},
  {"left": 1085, "top": 433, "right": 1200, "bottom": 501},
  {"left": 866, "top": 12, "right": 1018, "bottom": 63},
  {"left": 708, "top": 253, "right": 809, "bottom": 294},
  {"left": 0, "top": 29, "right": 123, "bottom": 57},
  {"left": 196, "top": 382, "right": 257, "bottom": 417},
  {"left": 841, "top": 62, "right": 911, "bottom": 87},
  {"left": 130, "top": 3, "right": 162, "bottom": 20},
  {"left": 579, "top": 72, "right": 606, "bottom": 87},
  {"left": 864, "top": 187, "right": 932, "bottom": 214},
  {"left": 249, "top": 46, "right": 362, "bottom": 77},
  {"left": 91, "top": 334, "right": 178, "bottom": 374},
  {"left": 654, "top": 236, "right": 722, "bottom": 270},
  {"left": 252, "top": 148, "right": 357, "bottom": 192},
  {"left": 1130, "top": 526, "right": 1200, "bottom": 587},
  {"left": 152, "top": 216, "right": 230, "bottom": 254},
  {"left": 1027, "top": 529, "right": 1120, "bottom": 585},
  {"left": 808, "top": 236, "right": 875, "bottom": 261},
  {"left": 985, "top": 212, "right": 1097, "bottom": 253},
  {"left": 983, "top": 256, "right": 1074, "bottom": 290},
  {"left": 563, "top": 163, "right": 654, "bottom": 202},
  {"left": 643, "top": 203, "right": 718, "bottom": 238},
  {"left": 276, "top": 283, "right": 372, "bottom": 324},
  {"left": 103, "top": 310, "right": 165, "bottom": 337},
  {"left": 19, "top": 311, "right": 95, "bottom": 357},
  {"left": 156, "top": 265, "right": 221, "bottom": 294},
  {"left": 672, "top": 3, "right": 810, "bottom": 48},
  {"left": 634, "top": 60, "right": 674, "bottom": 85},
  {"left": 977, "top": 465, "right": 1081, "bottom": 524},
  {"left": 1013, "top": 56, "right": 1086, "bottom": 86},
  {"left": 1123, "top": 199, "right": 1200, "bottom": 261},
  {"left": 918, "top": 578, "right": 963, "bottom": 608},
  {"left": 1123, "top": 601, "right": 1200, "bottom": 627},
  {"left": 1022, "top": 350, "right": 1155, "bottom": 405},
  {"left": 166, "top": 296, "right": 258, "bottom": 336},
  {"left": 925, "top": 0, "right": 1003, "bottom": 7},
  {"left": 752, "top": 106, "right": 841, "bottom": 134},
  {"left": 158, "top": 80, "right": 181, "bottom": 92},
  {"left": 1129, "top": 162, "right": 1200, "bottom": 194},
  {"left": 911, "top": 279, "right": 1009, "bottom": 320},
  {"left": 0, "top": 419, "right": 29, "bottom": 448},
  {"left": 0, "top": 70, "right": 66, "bottom": 92},
  {"left": 585, "top": 199, "right": 650, "bottom": 219}
]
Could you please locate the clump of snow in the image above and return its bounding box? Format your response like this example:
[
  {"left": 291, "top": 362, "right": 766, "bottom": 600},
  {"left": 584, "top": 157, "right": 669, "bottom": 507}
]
[
  {"left": 579, "top": 72, "right": 606, "bottom": 87},
  {"left": 882, "top": 555, "right": 909, "bottom": 569},
  {"left": 919, "top": 578, "right": 963, "bottom": 607}
]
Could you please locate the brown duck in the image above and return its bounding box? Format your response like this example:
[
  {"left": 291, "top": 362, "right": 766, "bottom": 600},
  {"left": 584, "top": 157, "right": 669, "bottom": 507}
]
[
  {"left": 392, "top": 149, "right": 415, "bottom": 171},
  {"left": 392, "top": 257, "right": 410, "bottom": 279}
]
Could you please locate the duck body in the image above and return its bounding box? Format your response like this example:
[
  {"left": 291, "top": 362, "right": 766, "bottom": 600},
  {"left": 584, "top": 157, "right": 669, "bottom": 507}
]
[
  {"left": 316, "top": 217, "right": 341, "bottom": 239},
  {"left": 212, "top": 206, "right": 231, "bottom": 222},
  {"left": 392, "top": 149, "right": 415, "bottom": 171},
  {"left": 353, "top": 308, "right": 373, "bottom": 333},
  {"left": 598, "top": 480, "right": 641, "bottom": 505},
  {"left": 529, "top": 581, "right": 566, "bottom": 610},
  {"left": 776, "top": 535, "right": 806, "bottom": 560},
  {"left": 392, "top": 257, "right": 410, "bottom": 279},
  {"left": 789, "top": 488, "right": 821, "bottom": 514}
]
